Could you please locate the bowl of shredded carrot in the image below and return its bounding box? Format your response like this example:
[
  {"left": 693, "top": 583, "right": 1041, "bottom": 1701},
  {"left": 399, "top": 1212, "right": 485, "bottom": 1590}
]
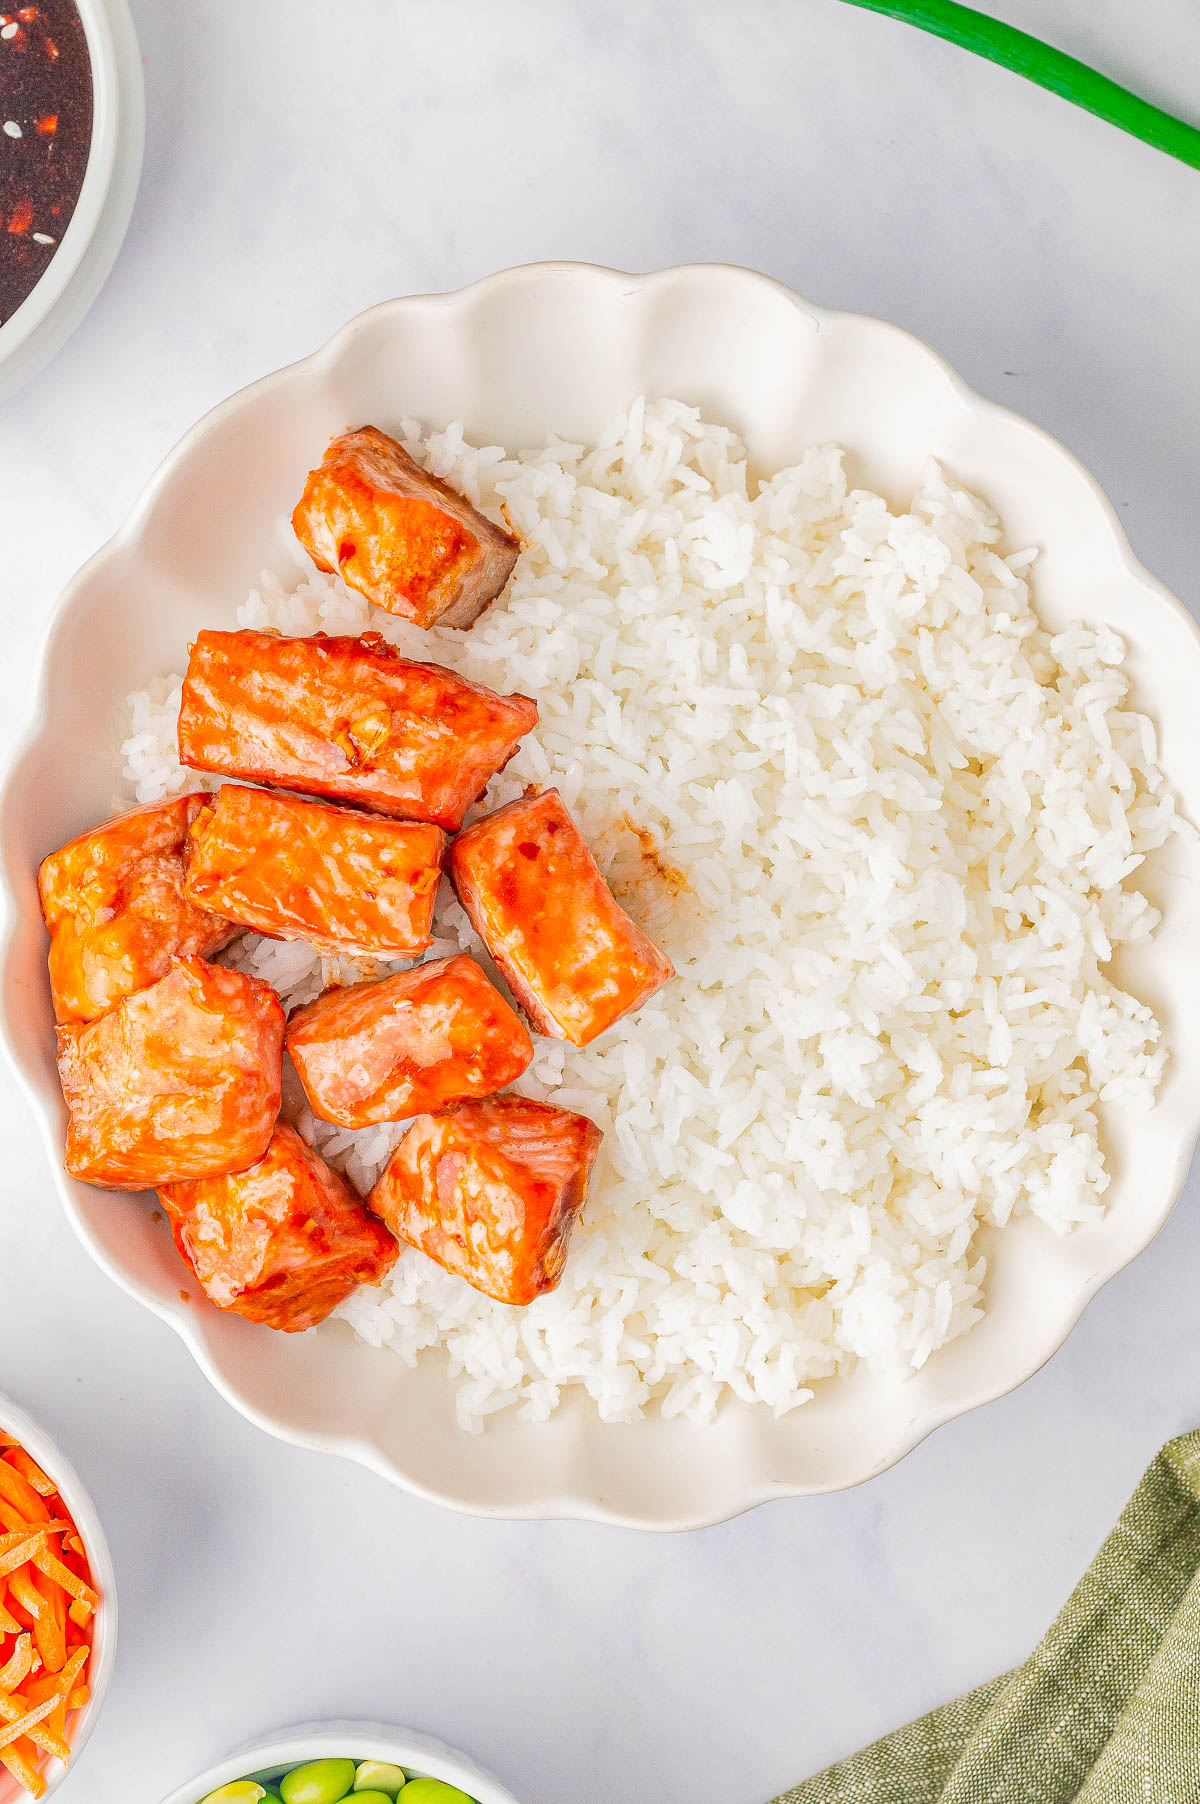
[{"left": 0, "top": 1394, "right": 115, "bottom": 1801}]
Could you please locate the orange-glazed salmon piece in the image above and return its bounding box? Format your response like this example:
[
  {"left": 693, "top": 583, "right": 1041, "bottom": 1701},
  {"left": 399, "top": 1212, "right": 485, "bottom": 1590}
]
[
  {"left": 184, "top": 786, "right": 445, "bottom": 956},
  {"left": 38, "top": 796, "right": 238, "bottom": 1023},
  {"left": 449, "top": 789, "right": 674, "bottom": 1047},
  {"left": 368, "top": 1094, "right": 602, "bottom": 1306},
  {"left": 177, "top": 629, "right": 537, "bottom": 832},
  {"left": 57, "top": 957, "right": 283, "bottom": 1190},
  {"left": 287, "top": 953, "right": 534, "bottom": 1128},
  {"left": 292, "top": 425, "right": 520, "bottom": 629},
  {"left": 160, "top": 1122, "right": 397, "bottom": 1332}
]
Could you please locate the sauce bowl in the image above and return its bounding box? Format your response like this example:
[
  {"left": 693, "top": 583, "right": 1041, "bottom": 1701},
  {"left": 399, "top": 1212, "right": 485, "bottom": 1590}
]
[{"left": 0, "top": 0, "right": 143, "bottom": 402}]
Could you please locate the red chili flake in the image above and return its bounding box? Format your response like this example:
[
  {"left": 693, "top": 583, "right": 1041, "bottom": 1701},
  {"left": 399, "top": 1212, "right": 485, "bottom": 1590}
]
[
  {"left": 7, "top": 195, "right": 33, "bottom": 234},
  {"left": 43, "top": 32, "right": 57, "bottom": 57},
  {"left": 17, "top": 7, "right": 39, "bottom": 20},
  {"left": 34, "top": 112, "right": 55, "bottom": 132}
]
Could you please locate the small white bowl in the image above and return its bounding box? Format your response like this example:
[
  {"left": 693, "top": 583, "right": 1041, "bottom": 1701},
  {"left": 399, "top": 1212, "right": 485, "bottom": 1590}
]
[
  {"left": 0, "top": 0, "right": 144, "bottom": 403},
  {"left": 158, "top": 1721, "right": 521, "bottom": 1804},
  {"left": 0, "top": 1392, "right": 116, "bottom": 1804}
]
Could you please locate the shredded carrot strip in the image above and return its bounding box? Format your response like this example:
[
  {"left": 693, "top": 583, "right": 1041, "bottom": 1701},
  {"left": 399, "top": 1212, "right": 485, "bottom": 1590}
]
[
  {"left": 47, "top": 1647, "right": 86, "bottom": 1697},
  {"left": 5, "top": 1589, "right": 34, "bottom": 1632},
  {"left": 46, "top": 1691, "right": 67, "bottom": 1751},
  {"left": 0, "top": 1465, "right": 49, "bottom": 1526},
  {"left": 0, "top": 1528, "right": 64, "bottom": 1551},
  {"left": 32, "top": 1584, "right": 64, "bottom": 1678},
  {"left": 0, "top": 1693, "right": 70, "bottom": 1765},
  {"left": 47, "top": 1566, "right": 67, "bottom": 1674},
  {"left": 0, "top": 1689, "right": 66, "bottom": 1754},
  {"left": 30, "top": 1546, "right": 96, "bottom": 1610},
  {"left": 0, "top": 1742, "right": 46, "bottom": 1798},
  {"left": 0, "top": 1505, "right": 63, "bottom": 1538},
  {"left": 8, "top": 1570, "right": 41, "bottom": 1612},
  {"left": 0, "top": 1536, "right": 45, "bottom": 1580},
  {"left": 0, "top": 1631, "right": 34, "bottom": 1689},
  {"left": 1, "top": 1454, "right": 54, "bottom": 1499},
  {"left": 8, "top": 1569, "right": 63, "bottom": 1676}
]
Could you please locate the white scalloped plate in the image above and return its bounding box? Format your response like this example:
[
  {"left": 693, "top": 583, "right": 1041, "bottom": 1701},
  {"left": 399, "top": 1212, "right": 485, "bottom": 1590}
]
[{"left": 5, "top": 263, "right": 1200, "bottom": 1530}]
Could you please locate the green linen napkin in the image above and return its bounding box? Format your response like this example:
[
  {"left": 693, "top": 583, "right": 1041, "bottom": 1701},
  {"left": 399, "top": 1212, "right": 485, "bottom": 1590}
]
[{"left": 772, "top": 1432, "right": 1200, "bottom": 1803}]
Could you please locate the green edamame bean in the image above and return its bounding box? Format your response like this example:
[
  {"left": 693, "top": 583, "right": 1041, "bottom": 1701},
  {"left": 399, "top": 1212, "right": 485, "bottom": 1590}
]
[
  {"left": 279, "top": 1761, "right": 358, "bottom": 1804},
  {"left": 354, "top": 1764, "right": 407, "bottom": 1797},
  {"left": 198, "top": 1785, "right": 265, "bottom": 1804},
  {"left": 348, "top": 1793, "right": 393, "bottom": 1804},
  {"left": 398, "top": 1783, "right": 477, "bottom": 1804}
]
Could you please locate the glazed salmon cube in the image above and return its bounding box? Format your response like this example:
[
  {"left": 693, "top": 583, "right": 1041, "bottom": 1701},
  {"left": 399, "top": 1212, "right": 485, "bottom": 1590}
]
[
  {"left": 57, "top": 957, "right": 283, "bottom": 1190},
  {"left": 183, "top": 786, "right": 445, "bottom": 956},
  {"left": 368, "top": 1095, "right": 602, "bottom": 1305},
  {"left": 177, "top": 629, "right": 537, "bottom": 832},
  {"left": 449, "top": 789, "right": 674, "bottom": 1047},
  {"left": 38, "top": 796, "right": 238, "bottom": 1023},
  {"left": 292, "top": 425, "right": 520, "bottom": 628},
  {"left": 160, "top": 1122, "right": 397, "bottom": 1332},
  {"left": 287, "top": 953, "right": 534, "bottom": 1128}
]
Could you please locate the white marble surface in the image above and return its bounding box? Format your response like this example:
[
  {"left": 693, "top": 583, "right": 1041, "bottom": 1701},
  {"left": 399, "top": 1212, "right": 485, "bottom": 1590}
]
[{"left": 2, "top": 2, "right": 1200, "bottom": 1799}]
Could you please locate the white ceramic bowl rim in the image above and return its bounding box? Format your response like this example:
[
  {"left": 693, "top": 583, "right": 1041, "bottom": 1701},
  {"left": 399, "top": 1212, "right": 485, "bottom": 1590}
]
[
  {"left": 5, "top": 262, "right": 1200, "bottom": 1530},
  {"left": 0, "top": 0, "right": 118, "bottom": 362},
  {"left": 156, "top": 1719, "right": 521, "bottom": 1804},
  {"left": 0, "top": 1391, "right": 117, "bottom": 1803}
]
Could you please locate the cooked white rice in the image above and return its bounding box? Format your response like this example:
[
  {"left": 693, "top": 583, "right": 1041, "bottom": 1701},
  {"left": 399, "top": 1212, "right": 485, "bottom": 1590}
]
[{"left": 120, "top": 398, "right": 1182, "bottom": 1430}]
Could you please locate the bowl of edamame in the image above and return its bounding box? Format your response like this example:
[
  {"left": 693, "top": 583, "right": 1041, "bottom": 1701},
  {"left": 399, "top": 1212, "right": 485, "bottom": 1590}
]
[{"left": 157, "top": 1723, "right": 521, "bottom": 1804}]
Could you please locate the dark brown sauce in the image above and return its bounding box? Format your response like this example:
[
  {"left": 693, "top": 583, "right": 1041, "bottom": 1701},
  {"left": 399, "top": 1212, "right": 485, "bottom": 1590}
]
[{"left": 0, "top": 1, "right": 93, "bottom": 325}]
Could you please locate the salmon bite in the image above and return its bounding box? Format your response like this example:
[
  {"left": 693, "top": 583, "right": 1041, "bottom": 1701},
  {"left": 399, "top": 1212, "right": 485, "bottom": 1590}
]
[
  {"left": 56, "top": 959, "right": 284, "bottom": 1190},
  {"left": 293, "top": 424, "right": 520, "bottom": 628},
  {"left": 367, "top": 1096, "right": 603, "bottom": 1306},
  {"left": 183, "top": 786, "right": 446, "bottom": 957},
  {"left": 160, "top": 1124, "right": 397, "bottom": 1332},
  {"left": 38, "top": 796, "right": 238, "bottom": 1023},
  {"left": 176, "top": 628, "right": 537, "bottom": 831},
  {"left": 449, "top": 788, "right": 674, "bottom": 1046},
  {"left": 287, "top": 954, "right": 534, "bottom": 1128}
]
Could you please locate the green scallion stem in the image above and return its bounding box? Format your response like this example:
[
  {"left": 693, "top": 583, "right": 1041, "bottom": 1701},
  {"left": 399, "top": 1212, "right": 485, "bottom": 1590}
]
[{"left": 840, "top": 0, "right": 1200, "bottom": 171}]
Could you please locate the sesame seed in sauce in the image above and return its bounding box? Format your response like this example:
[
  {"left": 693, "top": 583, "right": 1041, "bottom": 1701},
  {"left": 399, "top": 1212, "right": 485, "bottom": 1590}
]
[{"left": 3, "top": 122, "right": 22, "bottom": 138}]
